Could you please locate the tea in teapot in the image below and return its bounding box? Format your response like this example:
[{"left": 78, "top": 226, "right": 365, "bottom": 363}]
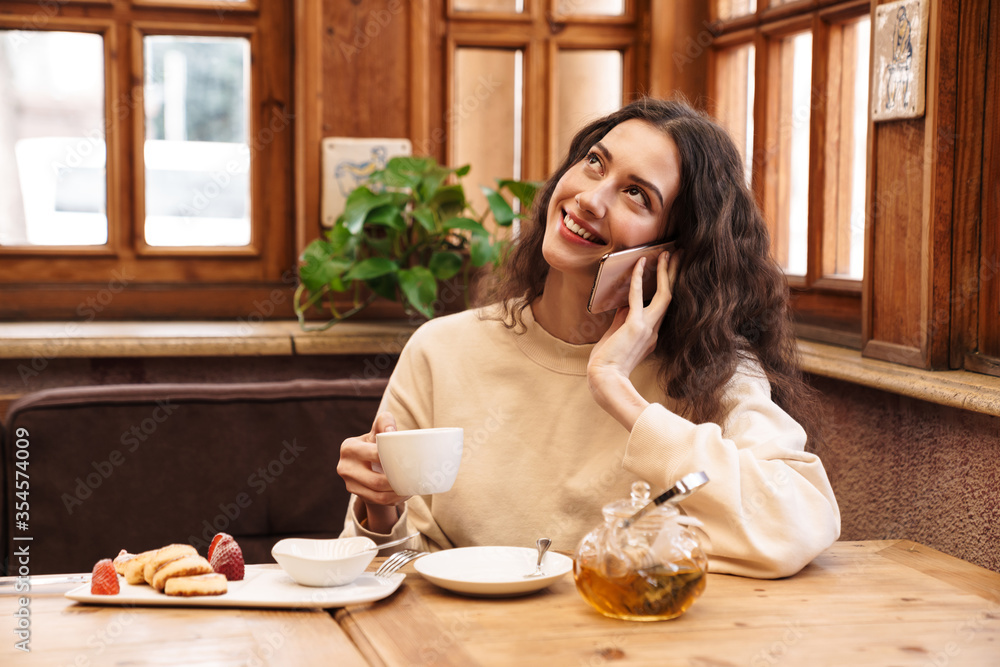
[{"left": 574, "top": 478, "right": 709, "bottom": 621}]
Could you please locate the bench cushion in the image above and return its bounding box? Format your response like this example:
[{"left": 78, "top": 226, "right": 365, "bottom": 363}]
[{"left": 1, "top": 378, "right": 385, "bottom": 575}]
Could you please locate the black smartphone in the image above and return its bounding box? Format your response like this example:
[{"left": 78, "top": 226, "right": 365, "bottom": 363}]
[{"left": 586, "top": 241, "right": 676, "bottom": 314}]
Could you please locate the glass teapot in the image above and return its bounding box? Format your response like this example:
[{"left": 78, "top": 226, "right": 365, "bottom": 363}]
[{"left": 573, "top": 477, "right": 709, "bottom": 621}]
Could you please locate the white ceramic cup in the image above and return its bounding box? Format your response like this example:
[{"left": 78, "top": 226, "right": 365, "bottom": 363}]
[{"left": 375, "top": 427, "right": 464, "bottom": 496}]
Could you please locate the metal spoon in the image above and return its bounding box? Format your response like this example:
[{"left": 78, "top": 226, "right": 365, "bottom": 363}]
[
  {"left": 620, "top": 471, "right": 710, "bottom": 529},
  {"left": 361, "top": 532, "right": 420, "bottom": 553},
  {"left": 525, "top": 537, "right": 552, "bottom": 578}
]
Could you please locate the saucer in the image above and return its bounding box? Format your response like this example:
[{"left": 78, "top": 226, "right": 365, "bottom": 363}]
[{"left": 414, "top": 546, "right": 573, "bottom": 597}]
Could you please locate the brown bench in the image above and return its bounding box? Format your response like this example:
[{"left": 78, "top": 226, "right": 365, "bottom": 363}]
[{"left": 1, "top": 377, "right": 386, "bottom": 575}]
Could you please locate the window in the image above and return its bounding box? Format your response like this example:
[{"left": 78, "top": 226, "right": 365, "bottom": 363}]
[
  {"left": 443, "top": 0, "right": 644, "bottom": 222},
  {"left": 142, "top": 34, "right": 252, "bottom": 247},
  {"left": 708, "top": 1, "right": 871, "bottom": 346},
  {"left": 1, "top": 31, "right": 107, "bottom": 247},
  {"left": 0, "top": 1, "right": 293, "bottom": 319}
]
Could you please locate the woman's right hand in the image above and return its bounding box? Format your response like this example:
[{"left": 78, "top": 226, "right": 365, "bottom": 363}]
[{"left": 337, "top": 411, "right": 408, "bottom": 533}]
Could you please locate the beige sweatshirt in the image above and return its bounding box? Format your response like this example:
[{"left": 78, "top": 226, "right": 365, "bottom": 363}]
[{"left": 342, "top": 305, "right": 840, "bottom": 578}]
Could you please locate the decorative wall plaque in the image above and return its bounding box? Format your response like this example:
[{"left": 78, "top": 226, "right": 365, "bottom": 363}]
[
  {"left": 871, "top": 0, "right": 929, "bottom": 122},
  {"left": 321, "top": 137, "right": 412, "bottom": 227}
]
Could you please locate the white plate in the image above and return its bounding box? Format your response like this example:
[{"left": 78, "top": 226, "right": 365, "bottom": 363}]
[
  {"left": 413, "top": 546, "right": 573, "bottom": 597},
  {"left": 65, "top": 565, "right": 403, "bottom": 609}
]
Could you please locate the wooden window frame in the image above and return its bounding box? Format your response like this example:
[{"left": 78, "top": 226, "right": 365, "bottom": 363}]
[
  {"left": 445, "top": 0, "right": 639, "bottom": 25},
  {"left": 972, "top": 4, "right": 1000, "bottom": 372},
  {"left": 757, "top": 13, "right": 813, "bottom": 290},
  {"left": 133, "top": 0, "right": 259, "bottom": 12},
  {"left": 951, "top": 0, "right": 1000, "bottom": 377},
  {"left": 817, "top": 6, "right": 867, "bottom": 285},
  {"left": 0, "top": 1, "right": 294, "bottom": 320},
  {"left": 129, "top": 21, "right": 263, "bottom": 260},
  {"left": 442, "top": 0, "right": 646, "bottom": 184},
  {"left": 0, "top": 15, "right": 121, "bottom": 265},
  {"left": 708, "top": 0, "right": 869, "bottom": 348}
]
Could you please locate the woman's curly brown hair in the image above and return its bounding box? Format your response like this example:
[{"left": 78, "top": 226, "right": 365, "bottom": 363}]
[{"left": 480, "top": 96, "right": 824, "bottom": 445}]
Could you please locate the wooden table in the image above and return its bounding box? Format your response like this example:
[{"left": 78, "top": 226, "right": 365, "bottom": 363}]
[
  {"left": 3, "top": 541, "right": 997, "bottom": 666},
  {"left": 0, "top": 580, "right": 368, "bottom": 666},
  {"left": 338, "top": 540, "right": 1000, "bottom": 666}
]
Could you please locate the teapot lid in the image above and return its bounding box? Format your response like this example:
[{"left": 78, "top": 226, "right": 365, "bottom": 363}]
[{"left": 602, "top": 481, "right": 679, "bottom": 520}]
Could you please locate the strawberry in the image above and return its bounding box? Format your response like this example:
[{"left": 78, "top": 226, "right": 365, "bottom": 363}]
[
  {"left": 209, "top": 534, "right": 245, "bottom": 581},
  {"left": 90, "top": 558, "right": 120, "bottom": 595},
  {"left": 207, "top": 532, "right": 230, "bottom": 561}
]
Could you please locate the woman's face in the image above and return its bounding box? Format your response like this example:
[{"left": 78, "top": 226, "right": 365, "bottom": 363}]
[{"left": 542, "top": 119, "right": 682, "bottom": 280}]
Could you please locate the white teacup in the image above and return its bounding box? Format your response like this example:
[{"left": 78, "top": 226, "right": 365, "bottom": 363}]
[{"left": 375, "top": 427, "right": 463, "bottom": 496}]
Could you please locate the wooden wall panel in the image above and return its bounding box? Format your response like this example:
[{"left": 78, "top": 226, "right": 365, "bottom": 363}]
[
  {"left": 867, "top": 119, "right": 925, "bottom": 356},
  {"left": 323, "top": 0, "right": 411, "bottom": 139},
  {"left": 295, "top": 0, "right": 324, "bottom": 253},
  {"left": 862, "top": 0, "right": 958, "bottom": 370},
  {"left": 973, "top": 0, "right": 1000, "bottom": 366},
  {"left": 947, "top": 0, "right": 990, "bottom": 368},
  {"left": 649, "top": 0, "right": 710, "bottom": 103}
]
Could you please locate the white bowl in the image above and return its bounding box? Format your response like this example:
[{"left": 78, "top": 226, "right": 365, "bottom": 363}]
[{"left": 271, "top": 537, "right": 377, "bottom": 587}]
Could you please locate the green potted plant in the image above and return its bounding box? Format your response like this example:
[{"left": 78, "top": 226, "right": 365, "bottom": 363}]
[{"left": 294, "top": 156, "right": 537, "bottom": 331}]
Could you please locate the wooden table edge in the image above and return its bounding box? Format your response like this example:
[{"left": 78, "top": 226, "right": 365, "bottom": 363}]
[
  {"left": 335, "top": 582, "right": 478, "bottom": 666},
  {"left": 877, "top": 539, "right": 1000, "bottom": 604},
  {"left": 335, "top": 608, "right": 389, "bottom": 667}
]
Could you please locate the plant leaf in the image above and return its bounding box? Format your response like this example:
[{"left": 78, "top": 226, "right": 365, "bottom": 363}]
[
  {"left": 328, "top": 274, "right": 348, "bottom": 292},
  {"left": 412, "top": 206, "right": 437, "bottom": 232},
  {"left": 481, "top": 186, "right": 516, "bottom": 226},
  {"left": 430, "top": 185, "right": 466, "bottom": 220},
  {"left": 376, "top": 156, "right": 434, "bottom": 189},
  {"left": 366, "top": 273, "right": 398, "bottom": 301},
  {"left": 344, "top": 257, "right": 399, "bottom": 281},
  {"left": 417, "top": 164, "right": 451, "bottom": 202},
  {"left": 496, "top": 179, "right": 540, "bottom": 209},
  {"left": 398, "top": 266, "right": 438, "bottom": 319},
  {"left": 454, "top": 164, "right": 471, "bottom": 177},
  {"left": 445, "top": 216, "right": 489, "bottom": 236},
  {"left": 365, "top": 204, "right": 406, "bottom": 231},
  {"left": 470, "top": 234, "right": 499, "bottom": 267},
  {"left": 391, "top": 155, "right": 435, "bottom": 173},
  {"left": 342, "top": 188, "right": 395, "bottom": 234},
  {"left": 364, "top": 235, "right": 393, "bottom": 255},
  {"left": 299, "top": 240, "right": 352, "bottom": 292},
  {"left": 325, "top": 222, "right": 355, "bottom": 254},
  {"left": 429, "top": 251, "right": 463, "bottom": 280}
]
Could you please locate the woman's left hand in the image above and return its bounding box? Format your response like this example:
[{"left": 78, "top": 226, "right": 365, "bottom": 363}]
[{"left": 587, "top": 250, "right": 681, "bottom": 429}]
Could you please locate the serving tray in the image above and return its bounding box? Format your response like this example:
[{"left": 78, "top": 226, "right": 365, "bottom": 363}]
[{"left": 65, "top": 565, "right": 403, "bottom": 609}]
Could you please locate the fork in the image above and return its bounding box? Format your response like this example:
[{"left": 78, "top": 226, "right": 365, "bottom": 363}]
[{"left": 374, "top": 549, "right": 424, "bottom": 578}]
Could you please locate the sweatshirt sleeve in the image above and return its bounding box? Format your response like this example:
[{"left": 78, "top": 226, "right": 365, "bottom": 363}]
[
  {"left": 622, "top": 364, "right": 841, "bottom": 579},
  {"left": 339, "top": 495, "right": 455, "bottom": 554},
  {"left": 338, "top": 321, "right": 457, "bottom": 554}
]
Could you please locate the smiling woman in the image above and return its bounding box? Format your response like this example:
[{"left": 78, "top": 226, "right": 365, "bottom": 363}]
[
  {"left": 540, "top": 119, "right": 681, "bottom": 280},
  {"left": 336, "top": 96, "right": 841, "bottom": 580}
]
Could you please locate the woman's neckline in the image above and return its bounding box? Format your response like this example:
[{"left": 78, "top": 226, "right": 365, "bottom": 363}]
[{"left": 510, "top": 304, "right": 593, "bottom": 376}]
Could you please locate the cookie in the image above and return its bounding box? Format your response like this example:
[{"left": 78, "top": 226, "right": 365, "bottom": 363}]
[
  {"left": 163, "top": 573, "right": 228, "bottom": 597},
  {"left": 151, "top": 554, "right": 213, "bottom": 591},
  {"left": 143, "top": 544, "right": 198, "bottom": 585}
]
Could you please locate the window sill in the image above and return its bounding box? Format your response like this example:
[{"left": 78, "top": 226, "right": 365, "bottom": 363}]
[
  {"left": 2, "top": 323, "right": 998, "bottom": 418},
  {"left": 798, "top": 340, "right": 1000, "bottom": 418},
  {"left": 0, "top": 320, "right": 418, "bottom": 359}
]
